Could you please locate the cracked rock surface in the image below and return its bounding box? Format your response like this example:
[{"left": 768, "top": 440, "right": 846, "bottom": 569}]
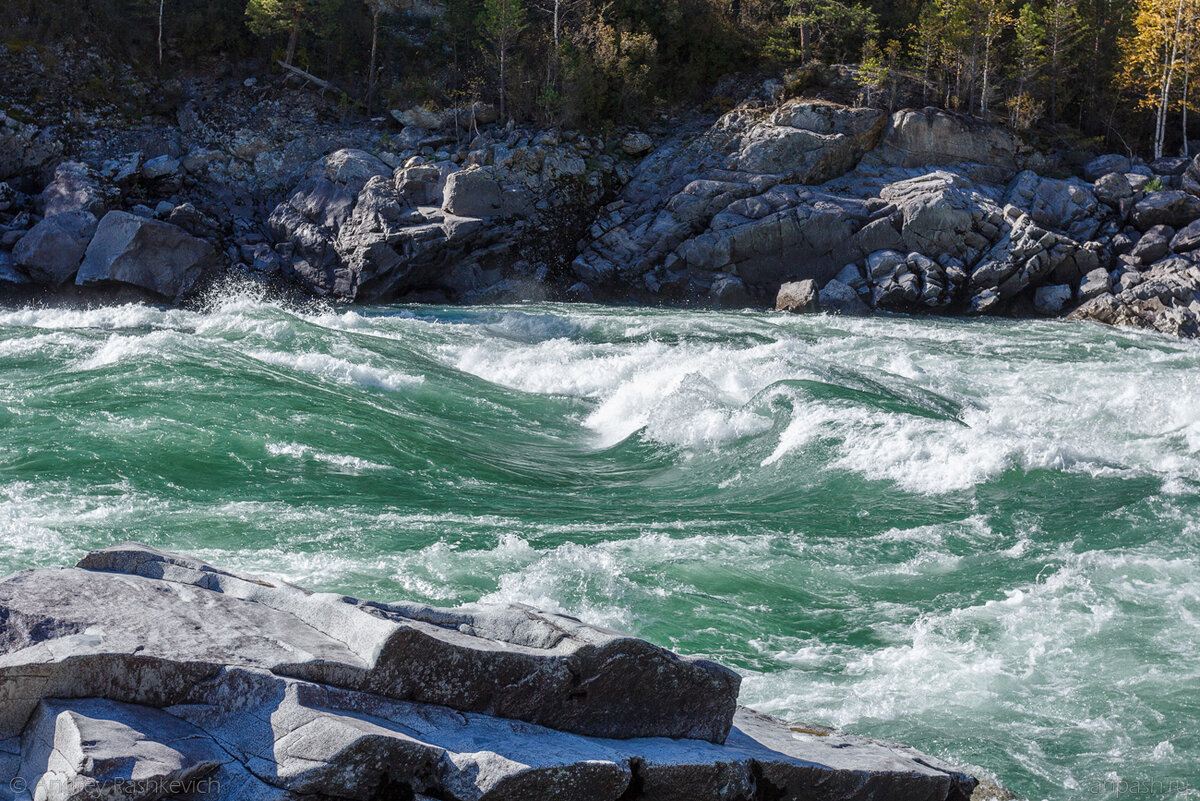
[{"left": 0, "top": 544, "right": 978, "bottom": 801}]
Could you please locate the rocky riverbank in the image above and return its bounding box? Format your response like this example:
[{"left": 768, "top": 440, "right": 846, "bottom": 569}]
[
  {"left": 4, "top": 45, "right": 1200, "bottom": 338},
  {"left": 0, "top": 544, "right": 979, "bottom": 801}
]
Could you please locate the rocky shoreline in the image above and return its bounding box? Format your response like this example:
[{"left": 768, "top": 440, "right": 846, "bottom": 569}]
[
  {"left": 6, "top": 50, "right": 1200, "bottom": 338},
  {"left": 0, "top": 544, "right": 980, "bottom": 801}
]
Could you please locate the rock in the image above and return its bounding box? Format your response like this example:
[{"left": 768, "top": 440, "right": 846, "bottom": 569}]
[
  {"left": 12, "top": 211, "right": 97, "bottom": 285},
  {"left": 621, "top": 131, "right": 654, "bottom": 157},
  {"left": 1094, "top": 172, "right": 1133, "bottom": 206},
  {"left": 1004, "top": 170, "right": 1103, "bottom": 241},
  {"left": 861, "top": 107, "right": 1025, "bottom": 178},
  {"left": 38, "top": 161, "right": 119, "bottom": 218},
  {"left": 0, "top": 544, "right": 977, "bottom": 801},
  {"left": 141, "top": 154, "right": 181, "bottom": 180},
  {"left": 50, "top": 542, "right": 741, "bottom": 743},
  {"left": 442, "top": 168, "right": 504, "bottom": 217},
  {"left": 1130, "top": 190, "right": 1200, "bottom": 230},
  {"left": 880, "top": 170, "right": 1003, "bottom": 264},
  {"left": 730, "top": 101, "right": 885, "bottom": 184},
  {"left": 1083, "top": 154, "right": 1132, "bottom": 181},
  {"left": 1079, "top": 267, "right": 1111, "bottom": 301},
  {"left": 0, "top": 252, "right": 28, "bottom": 285},
  {"left": 1033, "top": 284, "right": 1072, "bottom": 315},
  {"left": 392, "top": 105, "right": 455, "bottom": 130},
  {"left": 709, "top": 275, "right": 753, "bottom": 307},
  {"left": 1131, "top": 224, "right": 1174, "bottom": 264},
  {"left": 75, "top": 212, "right": 217, "bottom": 302},
  {"left": 819, "top": 278, "right": 871, "bottom": 315},
  {"left": 775, "top": 279, "right": 818, "bottom": 312},
  {"left": 1151, "top": 156, "right": 1190, "bottom": 176},
  {"left": 1171, "top": 219, "right": 1200, "bottom": 253},
  {"left": 0, "top": 181, "right": 20, "bottom": 212},
  {"left": 1069, "top": 257, "right": 1200, "bottom": 336},
  {"left": 456, "top": 101, "right": 500, "bottom": 129}
]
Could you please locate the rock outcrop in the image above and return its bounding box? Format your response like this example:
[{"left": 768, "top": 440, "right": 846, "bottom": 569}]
[
  {"left": 75, "top": 212, "right": 217, "bottom": 302},
  {"left": 0, "top": 544, "right": 978, "bottom": 801}
]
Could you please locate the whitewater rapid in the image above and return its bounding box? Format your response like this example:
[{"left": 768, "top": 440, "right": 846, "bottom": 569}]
[{"left": 0, "top": 288, "right": 1196, "bottom": 800}]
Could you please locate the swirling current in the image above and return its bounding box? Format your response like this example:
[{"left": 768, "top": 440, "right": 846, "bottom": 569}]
[{"left": 1, "top": 288, "right": 1197, "bottom": 800}]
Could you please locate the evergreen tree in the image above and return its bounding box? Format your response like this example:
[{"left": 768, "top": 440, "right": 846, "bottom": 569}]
[{"left": 481, "top": 0, "right": 529, "bottom": 120}]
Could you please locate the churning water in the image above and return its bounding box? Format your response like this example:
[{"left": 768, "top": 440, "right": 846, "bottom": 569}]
[{"left": 1, "top": 287, "right": 1197, "bottom": 800}]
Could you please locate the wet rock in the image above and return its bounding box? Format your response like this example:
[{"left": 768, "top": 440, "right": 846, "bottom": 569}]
[
  {"left": 1033, "top": 283, "right": 1072, "bottom": 315},
  {"left": 819, "top": 278, "right": 870, "bottom": 315},
  {"left": 12, "top": 211, "right": 97, "bottom": 285},
  {"left": 75, "top": 212, "right": 217, "bottom": 302},
  {"left": 775, "top": 279, "right": 818, "bottom": 312},
  {"left": 710, "top": 275, "right": 753, "bottom": 307}
]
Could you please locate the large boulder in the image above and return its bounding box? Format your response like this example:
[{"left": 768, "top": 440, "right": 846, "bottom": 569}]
[
  {"left": 1083, "top": 154, "right": 1132, "bottom": 182},
  {"left": 879, "top": 170, "right": 1003, "bottom": 264},
  {"left": 1130, "top": 190, "right": 1200, "bottom": 230},
  {"left": 1069, "top": 257, "right": 1200, "bottom": 337},
  {"left": 442, "top": 168, "right": 504, "bottom": 217},
  {"left": 0, "top": 544, "right": 979, "bottom": 801},
  {"left": 11, "top": 210, "right": 97, "bottom": 285},
  {"left": 75, "top": 212, "right": 217, "bottom": 301},
  {"left": 861, "top": 107, "right": 1026, "bottom": 178}
]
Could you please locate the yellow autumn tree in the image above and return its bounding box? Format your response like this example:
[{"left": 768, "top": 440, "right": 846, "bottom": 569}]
[{"left": 1122, "top": 0, "right": 1200, "bottom": 158}]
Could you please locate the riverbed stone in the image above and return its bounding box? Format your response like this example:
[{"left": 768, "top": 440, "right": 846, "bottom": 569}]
[{"left": 775, "top": 279, "right": 818, "bottom": 312}]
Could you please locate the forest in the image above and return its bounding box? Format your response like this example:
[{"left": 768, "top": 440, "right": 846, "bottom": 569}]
[{"left": 2, "top": 0, "right": 1198, "bottom": 158}]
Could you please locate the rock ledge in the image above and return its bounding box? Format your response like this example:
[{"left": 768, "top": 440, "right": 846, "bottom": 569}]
[{"left": 0, "top": 544, "right": 978, "bottom": 801}]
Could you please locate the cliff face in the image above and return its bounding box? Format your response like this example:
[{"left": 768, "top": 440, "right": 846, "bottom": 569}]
[
  {"left": 0, "top": 543, "right": 979, "bottom": 801},
  {"left": 4, "top": 47, "right": 1200, "bottom": 338}
]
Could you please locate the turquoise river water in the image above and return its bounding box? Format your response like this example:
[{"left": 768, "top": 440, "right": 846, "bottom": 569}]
[{"left": 0, "top": 290, "right": 1197, "bottom": 800}]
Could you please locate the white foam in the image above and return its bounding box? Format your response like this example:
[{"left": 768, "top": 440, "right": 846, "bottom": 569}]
[
  {"left": 265, "top": 441, "right": 390, "bottom": 472},
  {"left": 248, "top": 349, "right": 423, "bottom": 391}
]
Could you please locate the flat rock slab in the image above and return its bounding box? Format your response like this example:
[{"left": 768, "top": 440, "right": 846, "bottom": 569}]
[
  {"left": 0, "top": 669, "right": 975, "bottom": 801},
  {"left": 1, "top": 543, "right": 738, "bottom": 743},
  {"left": 0, "top": 545, "right": 978, "bottom": 800}
]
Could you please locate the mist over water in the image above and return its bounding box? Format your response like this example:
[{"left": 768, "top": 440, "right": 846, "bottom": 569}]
[{"left": 1, "top": 288, "right": 1198, "bottom": 800}]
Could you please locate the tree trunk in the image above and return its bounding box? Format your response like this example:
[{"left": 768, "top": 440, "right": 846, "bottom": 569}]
[
  {"left": 158, "top": 0, "right": 164, "bottom": 65},
  {"left": 367, "top": 10, "right": 380, "bottom": 115},
  {"left": 499, "top": 44, "right": 507, "bottom": 120},
  {"left": 285, "top": 12, "right": 301, "bottom": 67}
]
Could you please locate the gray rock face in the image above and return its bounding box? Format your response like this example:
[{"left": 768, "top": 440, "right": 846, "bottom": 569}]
[
  {"left": 1070, "top": 257, "right": 1200, "bottom": 337},
  {"left": 1005, "top": 171, "right": 1104, "bottom": 241},
  {"left": 861, "top": 107, "right": 1026, "bottom": 178},
  {"left": 0, "top": 544, "right": 977, "bottom": 801},
  {"left": 75, "top": 212, "right": 217, "bottom": 301},
  {"left": 12, "top": 211, "right": 97, "bottom": 285},
  {"left": 819, "top": 278, "right": 870, "bottom": 315},
  {"left": 1034, "top": 283, "right": 1072, "bottom": 315},
  {"left": 775, "top": 279, "right": 818, "bottom": 312}
]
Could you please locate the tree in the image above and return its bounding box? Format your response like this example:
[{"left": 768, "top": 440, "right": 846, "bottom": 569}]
[
  {"left": 364, "top": 0, "right": 403, "bottom": 114},
  {"left": 978, "top": 0, "right": 1012, "bottom": 117},
  {"left": 480, "top": 0, "right": 529, "bottom": 120},
  {"left": 1007, "top": 3, "right": 1045, "bottom": 128},
  {"left": 1041, "top": 0, "right": 1084, "bottom": 124},
  {"left": 246, "top": 0, "right": 311, "bottom": 66},
  {"left": 1122, "top": 0, "right": 1200, "bottom": 157}
]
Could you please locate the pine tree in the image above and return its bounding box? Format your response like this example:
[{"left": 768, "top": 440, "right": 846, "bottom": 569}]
[
  {"left": 246, "top": 0, "right": 311, "bottom": 66},
  {"left": 481, "top": 0, "right": 529, "bottom": 121}
]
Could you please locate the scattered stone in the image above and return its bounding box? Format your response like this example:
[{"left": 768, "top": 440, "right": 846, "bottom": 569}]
[
  {"left": 621, "top": 131, "right": 654, "bottom": 157},
  {"left": 1131, "top": 225, "right": 1174, "bottom": 264},
  {"left": 1083, "top": 154, "right": 1133, "bottom": 182},
  {"left": 775, "top": 279, "right": 818, "bottom": 312},
  {"left": 819, "top": 278, "right": 871, "bottom": 315},
  {"left": 141, "top": 154, "right": 181, "bottom": 180},
  {"left": 1130, "top": 190, "right": 1200, "bottom": 230},
  {"left": 1171, "top": 219, "right": 1200, "bottom": 253},
  {"left": 1094, "top": 172, "right": 1133, "bottom": 206}
]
